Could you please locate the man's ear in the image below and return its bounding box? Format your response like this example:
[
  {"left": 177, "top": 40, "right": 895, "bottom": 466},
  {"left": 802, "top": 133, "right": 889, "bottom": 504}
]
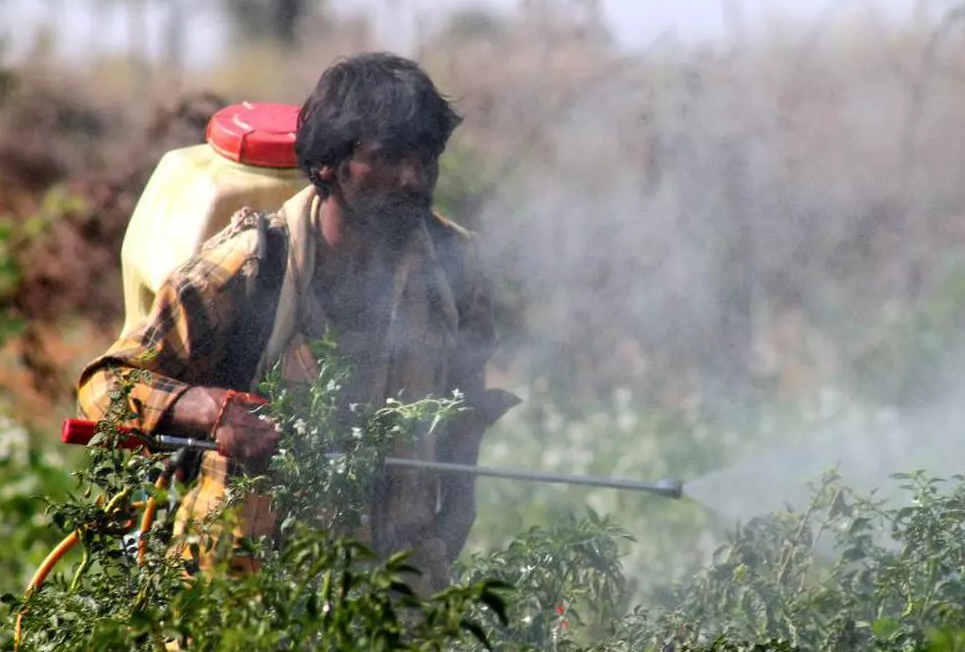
[
  {"left": 335, "top": 160, "right": 354, "bottom": 186},
  {"left": 316, "top": 166, "right": 336, "bottom": 182}
]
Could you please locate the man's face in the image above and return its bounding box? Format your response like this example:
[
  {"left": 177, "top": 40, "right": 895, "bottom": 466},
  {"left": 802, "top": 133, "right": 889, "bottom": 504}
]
[{"left": 334, "top": 141, "right": 440, "bottom": 249}]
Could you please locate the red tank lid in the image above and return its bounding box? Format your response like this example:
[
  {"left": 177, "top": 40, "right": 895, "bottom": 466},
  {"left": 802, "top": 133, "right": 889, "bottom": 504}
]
[{"left": 205, "top": 102, "right": 300, "bottom": 169}]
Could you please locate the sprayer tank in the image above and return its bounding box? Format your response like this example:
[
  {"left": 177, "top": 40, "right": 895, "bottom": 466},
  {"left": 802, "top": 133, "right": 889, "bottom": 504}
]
[{"left": 119, "top": 102, "right": 307, "bottom": 337}]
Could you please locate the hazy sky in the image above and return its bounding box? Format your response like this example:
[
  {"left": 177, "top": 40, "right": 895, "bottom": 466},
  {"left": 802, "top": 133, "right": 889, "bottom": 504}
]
[{"left": 0, "top": 0, "right": 935, "bottom": 68}]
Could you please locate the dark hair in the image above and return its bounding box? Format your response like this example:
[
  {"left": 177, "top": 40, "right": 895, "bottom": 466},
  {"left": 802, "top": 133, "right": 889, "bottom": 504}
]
[{"left": 295, "top": 52, "right": 463, "bottom": 196}]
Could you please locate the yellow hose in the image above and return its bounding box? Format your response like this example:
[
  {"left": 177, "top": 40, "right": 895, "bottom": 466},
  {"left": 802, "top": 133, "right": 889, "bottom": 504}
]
[
  {"left": 14, "top": 530, "right": 80, "bottom": 648},
  {"left": 138, "top": 474, "right": 169, "bottom": 566}
]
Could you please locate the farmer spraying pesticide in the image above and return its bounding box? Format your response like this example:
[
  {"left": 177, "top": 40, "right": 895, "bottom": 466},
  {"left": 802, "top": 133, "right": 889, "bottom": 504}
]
[
  {"left": 75, "top": 52, "right": 521, "bottom": 594},
  {"left": 17, "top": 49, "right": 690, "bottom": 652}
]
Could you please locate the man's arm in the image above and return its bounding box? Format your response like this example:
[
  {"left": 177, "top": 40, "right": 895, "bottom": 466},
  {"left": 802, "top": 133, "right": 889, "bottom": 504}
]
[
  {"left": 431, "top": 230, "right": 521, "bottom": 563},
  {"left": 77, "top": 214, "right": 278, "bottom": 457}
]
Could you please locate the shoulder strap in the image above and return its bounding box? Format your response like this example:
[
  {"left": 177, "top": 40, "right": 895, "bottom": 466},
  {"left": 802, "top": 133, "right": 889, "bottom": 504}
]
[
  {"left": 207, "top": 211, "right": 288, "bottom": 392},
  {"left": 425, "top": 211, "right": 478, "bottom": 311},
  {"left": 250, "top": 185, "right": 320, "bottom": 388}
]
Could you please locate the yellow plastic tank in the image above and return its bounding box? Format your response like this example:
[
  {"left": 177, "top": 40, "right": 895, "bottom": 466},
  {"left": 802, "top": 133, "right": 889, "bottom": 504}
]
[{"left": 119, "top": 102, "right": 308, "bottom": 337}]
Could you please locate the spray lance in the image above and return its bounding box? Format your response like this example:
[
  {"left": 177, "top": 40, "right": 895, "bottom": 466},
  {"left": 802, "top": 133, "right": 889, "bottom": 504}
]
[{"left": 59, "top": 418, "right": 685, "bottom": 498}]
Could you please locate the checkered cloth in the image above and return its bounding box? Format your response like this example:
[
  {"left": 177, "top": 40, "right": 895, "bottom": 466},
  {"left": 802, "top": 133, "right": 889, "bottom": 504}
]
[{"left": 77, "top": 190, "right": 501, "bottom": 584}]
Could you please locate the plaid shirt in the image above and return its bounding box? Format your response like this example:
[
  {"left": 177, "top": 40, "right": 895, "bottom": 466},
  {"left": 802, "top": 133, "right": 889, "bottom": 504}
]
[
  {"left": 76, "top": 202, "right": 500, "bottom": 578},
  {"left": 77, "top": 206, "right": 496, "bottom": 426}
]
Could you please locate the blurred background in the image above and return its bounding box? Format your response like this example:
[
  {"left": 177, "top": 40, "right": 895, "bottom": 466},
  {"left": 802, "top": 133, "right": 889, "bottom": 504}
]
[{"left": 3, "top": 0, "right": 965, "bottom": 599}]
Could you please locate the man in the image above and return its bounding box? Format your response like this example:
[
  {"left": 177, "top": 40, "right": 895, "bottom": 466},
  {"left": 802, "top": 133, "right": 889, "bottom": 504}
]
[{"left": 76, "top": 52, "right": 520, "bottom": 592}]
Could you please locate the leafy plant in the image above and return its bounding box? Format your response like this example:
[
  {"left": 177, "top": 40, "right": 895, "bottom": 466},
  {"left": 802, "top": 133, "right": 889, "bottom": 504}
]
[
  {"left": 454, "top": 509, "right": 635, "bottom": 650},
  {"left": 588, "top": 468, "right": 965, "bottom": 652},
  {"left": 3, "top": 338, "right": 508, "bottom": 651}
]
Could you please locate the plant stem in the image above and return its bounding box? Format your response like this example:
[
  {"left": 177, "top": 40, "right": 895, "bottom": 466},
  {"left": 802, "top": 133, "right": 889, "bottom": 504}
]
[
  {"left": 68, "top": 544, "right": 90, "bottom": 594},
  {"left": 777, "top": 488, "right": 830, "bottom": 586}
]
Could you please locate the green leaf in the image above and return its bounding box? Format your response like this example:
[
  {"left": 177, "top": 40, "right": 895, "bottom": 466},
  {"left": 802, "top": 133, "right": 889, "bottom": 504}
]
[{"left": 460, "top": 618, "right": 493, "bottom": 649}]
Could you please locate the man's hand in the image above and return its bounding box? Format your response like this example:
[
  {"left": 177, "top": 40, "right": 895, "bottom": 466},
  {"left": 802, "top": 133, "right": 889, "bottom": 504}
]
[
  {"left": 159, "top": 387, "right": 280, "bottom": 471},
  {"left": 432, "top": 386, "right": 522, "bottom": 563},
  {"left": 212, "top": 393, "right": 280, "bottom": 468}
]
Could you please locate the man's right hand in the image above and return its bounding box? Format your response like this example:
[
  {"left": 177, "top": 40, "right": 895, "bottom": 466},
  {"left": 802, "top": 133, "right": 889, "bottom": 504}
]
[
  {"left": 212, "top": 392, "right": 280, "bottom": 467},
  {"left": 159, "top": 387, "right": 280, "bottom": 470}
]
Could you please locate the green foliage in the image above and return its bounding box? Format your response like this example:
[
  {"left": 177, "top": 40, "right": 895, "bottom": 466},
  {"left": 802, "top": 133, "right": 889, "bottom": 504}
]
[
  {"left": 257, "top": 331, "right": 469, "bottom": 537},
  {"left": 584, "top": 469, "right": 965, "bottom": 652},
  {"left": 416, "top": 466, "right": 965, "bottom": 652},
  {"left": 0, "top": 417, "right": 74, "bottom": 595},
  {"left": 9, "top": 526, "right": 508, "bottom": 651},
  {"left": 3, "top": 341, "right": 507, "bottom": 651},
  {"left": 8, "top": 336, "right": 965, "bottom": 650},
  {"left": 453, "top": 509, "right": 635, "bottom": 650},
  {"left": 8, "top": 391, "right": 965, "bottom": 651}
]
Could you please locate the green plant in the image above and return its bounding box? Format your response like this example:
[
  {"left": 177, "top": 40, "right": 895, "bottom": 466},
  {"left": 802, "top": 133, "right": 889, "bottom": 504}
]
[
  {"left": 10, "top": 334, "right": 965, "bottom": 651},
  {"left": 257, "top": 332, "right": 469, "bottom": 538},
  {"left": 10, "top": 360, "right": 965, "bottom": 651},
  {"left": 454, "top": 509, "right": 634, "bottom": 650},
  {"left": 586, "top": 468, "right": 965, "bottom": 652},
  {"left": 3, "top": 339, "right": 508, "bottom": 651},
  {"left": 0, "top": 416, "right": 75, "bottom": 596}
]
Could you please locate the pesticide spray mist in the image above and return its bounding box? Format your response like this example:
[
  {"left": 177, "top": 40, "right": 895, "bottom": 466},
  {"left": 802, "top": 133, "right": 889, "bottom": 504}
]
[
  {"left": 677, "top": 312, "right": 965, "bottom": 543},
  {"left": 684, "top": 381, "right": 965, "bottom": 528},
  {"left": 441, "top": 6, "right": 965, "bottom": 580}
]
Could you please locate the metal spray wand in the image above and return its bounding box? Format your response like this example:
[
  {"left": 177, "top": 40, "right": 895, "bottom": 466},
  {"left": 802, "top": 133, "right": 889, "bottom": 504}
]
[{"left": 63, "top": 419, "right": 685, "bottom": 499}]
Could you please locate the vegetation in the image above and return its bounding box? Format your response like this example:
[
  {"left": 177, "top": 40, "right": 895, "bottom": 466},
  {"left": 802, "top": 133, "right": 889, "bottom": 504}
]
[
  {"left": 3, "top": 346, "right": 509, "bottom": 651},
  {"left": 8, "top": 337, "right": 965, "bottom": 651}
]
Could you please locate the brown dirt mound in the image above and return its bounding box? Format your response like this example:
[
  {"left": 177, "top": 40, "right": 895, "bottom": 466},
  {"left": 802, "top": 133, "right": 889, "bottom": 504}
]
[{"left": 0, "top": 72, "right": 228, "bottom": 426}]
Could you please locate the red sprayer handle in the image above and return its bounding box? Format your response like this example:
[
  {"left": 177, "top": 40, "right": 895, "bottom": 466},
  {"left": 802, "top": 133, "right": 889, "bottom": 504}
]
[
  {"left": 62, "top": 392, "right": 269, "bottom": 453},
  {"left": 61, "top": 418, "right": 218, "bottom": 453},
  {"left": 62, "top": 418, "right": 148, "bottom": 450}
]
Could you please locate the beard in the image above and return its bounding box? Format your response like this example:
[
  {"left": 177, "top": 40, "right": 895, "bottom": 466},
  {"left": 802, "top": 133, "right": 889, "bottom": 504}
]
[{"left": 347, "top": 191, "right": 432, "bottom": 252}]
